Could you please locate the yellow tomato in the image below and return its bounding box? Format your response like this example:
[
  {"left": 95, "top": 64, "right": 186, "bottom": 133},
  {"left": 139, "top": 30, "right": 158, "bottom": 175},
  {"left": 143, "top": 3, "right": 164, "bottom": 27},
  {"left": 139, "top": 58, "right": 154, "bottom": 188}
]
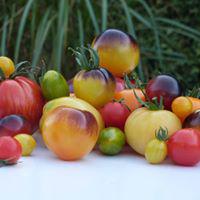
[
  {"left": 145, "top": 139, "right": 167, "bottom": 164},
  {"left": 125, "top": 107, "right": 181, "bottom": 155},
  {"left": 92, "top": 29, "right": 140, "bottom": 77},
  {"left": 14, "top": 134, "right": 36, "bottom": 156},
  {"left": 41, "top": 97, "right": 104, "bottom": 132},
  {"left": 0, "top": 56, "right": 15, "bottom": 77}
]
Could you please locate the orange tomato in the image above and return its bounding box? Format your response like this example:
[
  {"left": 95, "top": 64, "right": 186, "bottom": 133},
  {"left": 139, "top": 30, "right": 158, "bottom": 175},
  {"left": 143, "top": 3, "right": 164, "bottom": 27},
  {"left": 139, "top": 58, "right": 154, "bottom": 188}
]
[
  {"left": 188, "top": 97, "right": 200, "bottom": 112},
  {"left": 0, "top": 56, "right": 15, "bottom": 77},
  {"left": 114, "top": 88, "right": 145, "bottom": 111},
  {"left": 171, "top": 96, "right": 193, "bottom": 122}
]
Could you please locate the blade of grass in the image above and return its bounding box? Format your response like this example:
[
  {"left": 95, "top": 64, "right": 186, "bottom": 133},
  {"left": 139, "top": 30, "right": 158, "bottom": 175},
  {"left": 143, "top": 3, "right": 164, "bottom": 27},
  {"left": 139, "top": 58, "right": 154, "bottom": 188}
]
[
  {"left": 0, "top": 16, "right": 8, "bottom": 56},
  {"left": 14, "top": 0, "right": 34, "bottom": 63},
  {"left": 101, "top": 0, "right": 108, "bottom": 31},
  {"left": 78, "top": 10, "right": 84, "bottom": 46},
  {"left": 85, "top": 0, "right": 100, "bottom": 35},
  {"left": 8, "top": 4, "right": 16, "bottom": 44},
  {"left": 31, "top": 0, "right": 37, "bottom": 50}
]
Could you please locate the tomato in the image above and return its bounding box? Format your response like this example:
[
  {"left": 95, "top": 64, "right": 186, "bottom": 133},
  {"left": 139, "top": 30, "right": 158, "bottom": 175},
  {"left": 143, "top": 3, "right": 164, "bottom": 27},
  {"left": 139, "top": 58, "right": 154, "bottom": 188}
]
[
  {"left": 0, "top": 114, "right": 32, "bottom": 137},
  {"left": 67, "top": 78, "right": 74, "bottom": 93},
  {"left": 98, "top": 127, "right": 125, "bottom": 155},
  {"left": 188, "top": 97, "right": 200, "bottom": 112},
  {"left": 115, "top": 77, "right": 125, "bottom": 92},
  {"left": 0, "top": 136, "right": 22, "bottom": 165},
  {"left": 167, "top": 128, "right": 200, "bottom": 166},
  {"left": 100, "top": 101, "right": 131, "bottom": 130},
  {"left": 0, "top": 56, "right": 15, "bottom": 77},
  {"left": 92, "top": 29, "right": 140, "bottom": 77},
  {"left": 0, "top": 76, "right": 44, "bottom": 131},
  {"left": 145, "top": 127, "right": 168, "bottom": 164},
  {"left": 171, "top": 96, "right": 193, "bottom": 122},
  {"left": 41, "top": 70, "right": 69, "bottom": 100},
  {"left": 183, "top": 110, "right": 200, "bottom": 131},
  {"left": 125, "top": 107, "right": 181, "bottom": 155},
  {"left": 41, "top": 97, "right": 104, "bottom": 132},
  {"left": 114, "top": 88, "right": 145, "bottom": 111},
  {"left": 42, "top": 106, "right": 99, "bottom": 160},
  {"left": 146, "top": 75, "right": 182, "bottom": 110},
  {"left": 15, "top": 134, "right": 36, "bottom": 156}
]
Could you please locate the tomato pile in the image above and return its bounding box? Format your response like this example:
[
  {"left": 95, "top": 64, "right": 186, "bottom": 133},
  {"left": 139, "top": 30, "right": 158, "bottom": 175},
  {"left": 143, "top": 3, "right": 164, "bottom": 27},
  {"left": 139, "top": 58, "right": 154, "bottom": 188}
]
[{"left": 0, "top": 28, "right": 200, "bottom": 167}]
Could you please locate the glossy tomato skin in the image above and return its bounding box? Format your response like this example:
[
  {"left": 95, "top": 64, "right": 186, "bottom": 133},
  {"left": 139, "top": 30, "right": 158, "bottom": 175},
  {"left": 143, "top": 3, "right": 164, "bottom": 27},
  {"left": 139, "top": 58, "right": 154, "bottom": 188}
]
[
  {"left": 183, "top": 110, "right": 200, "bottom": 131},
  {"left": 100, "top": 102, "right": 131, "bottom": 130},
  {"left": 92, "top": 29, "right": 140, "bottom": 77},
  {"left": 146, "top": 75, "right": 182, "bottom": 110},
  {"left": 0, "top": 76, "right": 45, "bottom": 131},
  {"left": 167, "top": 128, "right": 200, "bottom": 166},
  {"left": 0, "top": 115, "right": 32, "bottom": 137},
  {"left": 0, "top": 136, "right": 22, "bottom": 165},
  {"left": 42, "top": 106, "right": 99, "bottom": 160},
  {"left": 115, "top": 77, "right": 125, "bottom": 92},
  {"left": 73, "top": 68, "right": 116, "bottom": 108},
  {"left": 125, "top": 107, "right": 182, "bottom": 155}
]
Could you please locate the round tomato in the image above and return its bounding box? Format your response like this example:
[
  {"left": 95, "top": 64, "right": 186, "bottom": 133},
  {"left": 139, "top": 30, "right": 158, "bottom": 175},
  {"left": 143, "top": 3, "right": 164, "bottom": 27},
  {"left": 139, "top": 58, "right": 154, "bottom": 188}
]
[
  {"left": 42, "top": 106, "right": 99, "bottom": 160},
  {"left": 167, "top": 128, "right": 200, "bottom": 166},
  {"left": 125, "top": 107, "right": 182, "bottom": 155},
  {"left": 0, "top": 76, "right": 44, "bottom": 131},
  {"left": 115, "top": 77, "right": 125, "bottom": 92},
  {"left": 188, "top": 97, "right": 200, "bottom": 112},
  {"left": 0, "top": 56, "right": 15, "bottom": 77},
  {"left": 100, "top": 101, "right": 131, "bottom": 130},
  {"left": 92, "top": 29, "right": 140, "bottom": 77},
  {"left": 183, "top": 110, "right": 200, "bottom": 131}
]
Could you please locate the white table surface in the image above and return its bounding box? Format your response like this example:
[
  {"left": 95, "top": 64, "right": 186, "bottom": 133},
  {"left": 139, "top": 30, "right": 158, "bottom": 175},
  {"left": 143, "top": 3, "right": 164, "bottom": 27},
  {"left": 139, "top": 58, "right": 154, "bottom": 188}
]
[{"left": 1, "top": 133, "right": 200, "bottom": 200}]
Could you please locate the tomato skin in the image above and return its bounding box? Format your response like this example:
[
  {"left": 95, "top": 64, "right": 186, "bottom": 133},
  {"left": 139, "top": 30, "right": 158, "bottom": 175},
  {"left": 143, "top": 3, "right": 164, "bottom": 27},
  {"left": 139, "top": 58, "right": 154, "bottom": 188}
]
[
  {"left": 73, "top": 68, "right": 116, "bottom": 108},
  {"left": 167, "top": 128, "right": 200, "bottom": 166},
  {"left": 115, "top": 88, "right": 145, "bottom": 111},
  {"left": 0, "top": 136, "right": 22, "bottom": 165},
  {"left": 0, "top": 56, "right": 15, "bottom": 77},
  {"left": 92, "top": 29, "right": 140, "bottom": 77},
  {"left": 145, "top": 139, "right": 167, "bottom": 164},
  {"left": 146, "top": 75, "right": 182, "bottom": 110},
  {"left": 0, "top": 76, "right": 45, "bottom": 131},
  {"left": 115, "top": 77, "right": 125, "bottom": 92},
  {"left": 183, "top": 110, "right": 200, "bottom": 131},
  {"left": 125, "top": 107, "right": 181, "bottom": 155},
  {"left": 100, "top": 102, "right": 131, "bottom": 130},
  {"left": 188, "top": 97, "right": 200, "bottom": 112}
]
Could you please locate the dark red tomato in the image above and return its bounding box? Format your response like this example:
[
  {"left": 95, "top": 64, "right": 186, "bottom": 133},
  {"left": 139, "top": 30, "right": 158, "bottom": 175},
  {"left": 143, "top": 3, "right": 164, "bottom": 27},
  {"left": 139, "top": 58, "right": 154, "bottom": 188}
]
[
  {"left": 146, "top": 75, "right": 182, "bottom": 110},
  {"left": 0, "top": 136, "right": 22, "bottom": 165},
  {"left": 167, "top": 128, "right": 200, "bottom": 166},
  {"left": 115, "top": 77, "right": 125, "bottom": 92},
  {"left": 100, "top": 101, "right": 131, "bottom": 131},
  {"left": 183, "top": 110, "right": 200, "bottom": 131},
  {"left": 0, "top": 115, "right": 32, "bottom": 137},
  {"left": 0, "top": 76, "right": 44, "bottom": 131}
]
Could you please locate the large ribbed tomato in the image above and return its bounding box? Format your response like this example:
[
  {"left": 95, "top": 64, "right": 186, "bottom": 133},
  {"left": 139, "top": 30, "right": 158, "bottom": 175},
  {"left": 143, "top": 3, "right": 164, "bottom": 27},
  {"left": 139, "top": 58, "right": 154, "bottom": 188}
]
[{"left": 0, "top": 76, "right": 44, "bottom": 131}]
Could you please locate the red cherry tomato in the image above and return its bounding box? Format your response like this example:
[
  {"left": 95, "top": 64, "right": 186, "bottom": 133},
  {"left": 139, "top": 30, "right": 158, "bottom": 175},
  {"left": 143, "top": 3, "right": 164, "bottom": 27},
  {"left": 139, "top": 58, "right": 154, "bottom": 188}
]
[
  {"left": 167, "top": 128, "right": 200, "bottom": 166},
  {"left": 0, "top": 136, "right": 22, "bottom": 165},
  {"left": 100, "top": 101, "right": 131, "bottom": 130},
  {"left": 0, "top": 76, "right": 44, "bottom": 131}
]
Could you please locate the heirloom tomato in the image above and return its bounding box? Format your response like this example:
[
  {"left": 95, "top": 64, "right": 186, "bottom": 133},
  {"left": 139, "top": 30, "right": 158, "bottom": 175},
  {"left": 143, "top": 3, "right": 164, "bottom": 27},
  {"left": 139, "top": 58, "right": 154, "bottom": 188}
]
[
  {"left": 188, "top": 97, "right": 200, "bottom": 112},
  {"left": 0, "top": 56, "right": 15, "bottom": 77},
  {"left": 125, "top": 107, "right": 181, "bottom": 155},
  {"left": 183, "top": 110, "right": 200, "bottom": 131},
  {"left": 0, "top": 76, "right": 44, "bottom": 131},
  {"left": 71, "top": 47, "right": 116, "bottom": 108},
  {"left": 92, "top": 29, "right": 140, "bottom": 77},
  {"left": 42, "top": 106, "right": 99, "bottom": 160}
]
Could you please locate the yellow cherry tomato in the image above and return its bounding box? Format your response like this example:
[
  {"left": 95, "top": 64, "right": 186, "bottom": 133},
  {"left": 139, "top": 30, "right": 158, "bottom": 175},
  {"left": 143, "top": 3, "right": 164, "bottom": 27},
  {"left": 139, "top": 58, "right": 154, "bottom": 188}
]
[
  {"left": 145, "top": 139, "right": 167, "bottom": 164},
  {"left": 0, "top": 56, "right": 15, "bottom": 77},
  {"left": 171, "top": 96, "right": 193, "bottom": 122},
  {"left": 14, "top": 134, "right": 36, "bottom": 156}
]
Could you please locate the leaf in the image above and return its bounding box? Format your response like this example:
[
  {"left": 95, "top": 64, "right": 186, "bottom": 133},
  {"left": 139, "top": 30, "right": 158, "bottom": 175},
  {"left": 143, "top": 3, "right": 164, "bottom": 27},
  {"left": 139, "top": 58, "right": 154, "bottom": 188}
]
[
  {"left": 78, "top": 10, "right": 84, "bottom": 46},
  {"left": 0, "top": 15, "right": 8, "bottom": 56},
  {"left": 101, "top": 0, "right": 108, "bottom": 31}
]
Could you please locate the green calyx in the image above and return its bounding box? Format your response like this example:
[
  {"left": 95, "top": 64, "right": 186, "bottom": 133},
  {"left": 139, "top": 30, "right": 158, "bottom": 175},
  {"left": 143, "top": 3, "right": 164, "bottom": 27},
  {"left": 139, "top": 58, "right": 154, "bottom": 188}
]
[
  {"left": 69, "top": 46, "right": 99, "bottom": 71},
  {"left": 186, "top": 86, "right": 200, "bottom": 98},
  {"left": 155, "top": 127, "right": 168, "bottom": 141}
]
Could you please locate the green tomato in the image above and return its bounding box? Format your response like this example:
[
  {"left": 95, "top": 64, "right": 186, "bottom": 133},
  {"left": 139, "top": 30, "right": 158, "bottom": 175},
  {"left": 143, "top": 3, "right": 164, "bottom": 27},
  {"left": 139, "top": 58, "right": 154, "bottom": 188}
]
[
  {"left": 98, "top": 127, "right": 125, "bottom": 155},
  {"left": 41, "top": 70, "right": 69, "bottom": 100}
]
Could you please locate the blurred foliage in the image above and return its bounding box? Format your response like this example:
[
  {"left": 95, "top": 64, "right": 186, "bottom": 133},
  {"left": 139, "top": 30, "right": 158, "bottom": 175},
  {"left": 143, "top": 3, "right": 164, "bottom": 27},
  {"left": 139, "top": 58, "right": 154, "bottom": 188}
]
[{"left": 0, "top": 0, "right": 199, "bottom": 89}]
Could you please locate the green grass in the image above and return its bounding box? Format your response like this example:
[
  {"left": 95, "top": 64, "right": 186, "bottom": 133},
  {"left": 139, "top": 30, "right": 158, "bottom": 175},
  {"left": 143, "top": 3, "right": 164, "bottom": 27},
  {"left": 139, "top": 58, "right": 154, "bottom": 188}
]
[{"left": 0, "top": 0, "right": 199, "bottom": 89}]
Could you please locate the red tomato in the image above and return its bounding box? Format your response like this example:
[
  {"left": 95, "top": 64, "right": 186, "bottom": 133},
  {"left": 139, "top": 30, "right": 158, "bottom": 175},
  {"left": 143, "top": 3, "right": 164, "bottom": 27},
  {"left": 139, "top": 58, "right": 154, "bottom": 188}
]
[
  {"left": 167, "top": 128, "right": 200, "bottom": 166},
  {"left": 100, "top": 101, "right": 131, "bottom": 130},
  {"left": 0, "top": 136, "right": 22, "bottom": 165},
  {"left": 0, "top": 76, "right": 44, "bottom": 131}
]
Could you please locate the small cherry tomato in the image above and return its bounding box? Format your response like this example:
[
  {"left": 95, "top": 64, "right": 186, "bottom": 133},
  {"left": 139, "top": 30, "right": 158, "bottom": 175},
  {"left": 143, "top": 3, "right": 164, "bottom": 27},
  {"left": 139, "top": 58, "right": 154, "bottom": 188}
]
[
  {"left": 14, "top": 134, "right": 36, "bottom": 156},
  {"left": 183, "top": 110, "right": 200, "bottom": 131},
  {"left": 0, "top": 136, "right": 22, "bottom": 165},
  {"left": 0, "top": 56, "right": 15, "bottom": 77},
  {"left": 167, "top": 128, "right": 200, "bottom": 166},
  {"left": 145, "top": 127, "right": 168, "bottom": 164},
  {"left": 100, "top": 101, "right": 131, "bottom": 130},
  {"left": 171, "top": 96, "right": 193, "bottom": 122}
]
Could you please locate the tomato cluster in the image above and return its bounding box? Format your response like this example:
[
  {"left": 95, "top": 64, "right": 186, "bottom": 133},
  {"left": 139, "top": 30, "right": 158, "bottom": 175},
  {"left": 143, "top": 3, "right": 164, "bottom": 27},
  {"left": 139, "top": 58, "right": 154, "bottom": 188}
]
[{"left": 0, "top": 29, "right": 200, "bottom": 167}]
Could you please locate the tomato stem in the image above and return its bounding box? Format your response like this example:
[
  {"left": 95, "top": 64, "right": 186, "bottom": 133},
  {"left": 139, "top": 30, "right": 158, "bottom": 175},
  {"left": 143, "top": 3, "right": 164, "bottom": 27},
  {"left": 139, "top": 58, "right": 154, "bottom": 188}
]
[{"left": 155, "top": 127, "right": 168, "bottom": 141}]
